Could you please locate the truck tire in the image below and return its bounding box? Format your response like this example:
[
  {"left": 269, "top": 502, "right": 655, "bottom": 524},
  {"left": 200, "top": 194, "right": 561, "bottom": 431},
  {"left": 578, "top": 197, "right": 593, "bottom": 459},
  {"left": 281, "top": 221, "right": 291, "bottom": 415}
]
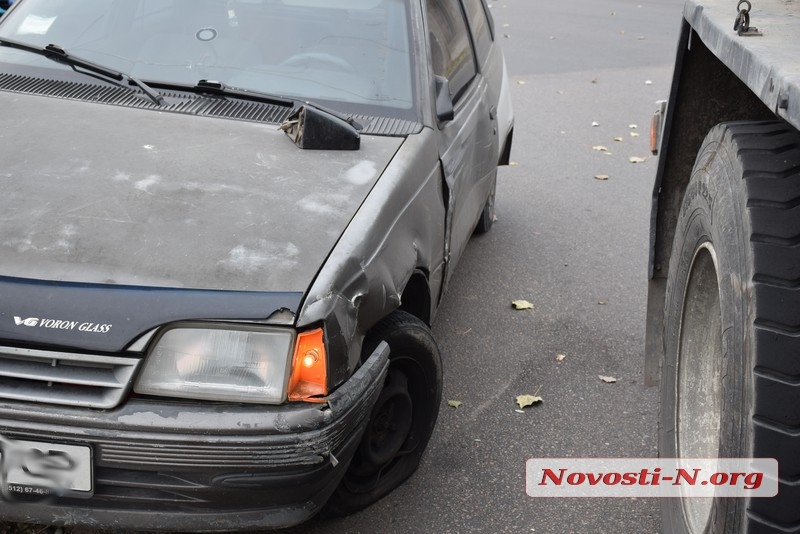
[
  {"left": 322, "top": 310, "right": 443, "bottom": 517},
  {"left": 661, "top": 121, "right": 800, "bottom": 533}
]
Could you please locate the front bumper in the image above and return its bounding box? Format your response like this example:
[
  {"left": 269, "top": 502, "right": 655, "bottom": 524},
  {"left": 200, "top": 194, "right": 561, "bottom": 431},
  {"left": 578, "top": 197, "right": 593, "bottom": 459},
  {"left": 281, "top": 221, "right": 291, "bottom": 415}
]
[{"left": 0, "top": 342, "right": 389, "bottom": 532}]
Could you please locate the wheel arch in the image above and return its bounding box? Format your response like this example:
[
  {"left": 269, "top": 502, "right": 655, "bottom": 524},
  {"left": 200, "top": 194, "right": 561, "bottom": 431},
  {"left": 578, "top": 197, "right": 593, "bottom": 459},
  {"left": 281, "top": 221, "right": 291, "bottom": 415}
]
[
  {"left": 498, "top": 127, "right": 513, "bottom": 166},
  {"left": 644, "top": 21, "right": 778, "bottom": 385},
  {"left": 398, "top": 269, "right": 433, "bottom": 326}
]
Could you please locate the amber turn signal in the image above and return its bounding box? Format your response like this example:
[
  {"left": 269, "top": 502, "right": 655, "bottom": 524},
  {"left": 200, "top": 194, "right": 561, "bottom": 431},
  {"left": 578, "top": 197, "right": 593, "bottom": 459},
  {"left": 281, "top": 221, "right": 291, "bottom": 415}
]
[{"left": 288, "top": 328, "right": 327, "bottom": 401}]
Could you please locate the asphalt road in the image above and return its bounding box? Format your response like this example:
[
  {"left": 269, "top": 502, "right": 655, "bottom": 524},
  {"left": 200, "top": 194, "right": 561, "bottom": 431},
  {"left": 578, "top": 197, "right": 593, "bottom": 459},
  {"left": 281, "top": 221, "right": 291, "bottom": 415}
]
[{"left": 294, "top": 0, "right": 687, "bottom": 532}]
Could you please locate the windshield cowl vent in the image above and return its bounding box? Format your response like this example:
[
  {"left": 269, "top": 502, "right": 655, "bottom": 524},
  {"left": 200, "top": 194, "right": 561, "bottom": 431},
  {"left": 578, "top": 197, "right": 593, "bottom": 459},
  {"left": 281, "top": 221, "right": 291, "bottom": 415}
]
[
  {"left": 0, "top": 72, "right": 294, "bottom": 124},
  {"left": 0, "top": 73, "right": 423, "bottom": 136}
]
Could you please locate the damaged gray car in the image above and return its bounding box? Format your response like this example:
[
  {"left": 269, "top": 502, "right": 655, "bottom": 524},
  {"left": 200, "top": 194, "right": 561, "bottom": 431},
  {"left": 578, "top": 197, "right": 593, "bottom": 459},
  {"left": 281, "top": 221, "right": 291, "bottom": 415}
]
[{"left": 0, "top": 0, "right": 513, "bottom": 530}]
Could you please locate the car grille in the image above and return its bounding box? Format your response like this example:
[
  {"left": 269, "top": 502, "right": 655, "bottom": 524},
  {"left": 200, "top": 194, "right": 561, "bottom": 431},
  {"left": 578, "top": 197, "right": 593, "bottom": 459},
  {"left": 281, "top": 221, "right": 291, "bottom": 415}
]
[
  {"left": 0, "top": 346, "right": 140, "bottom": 409},
  {"left": 98, "top": 440, "right": 328, "bottom": 468}
]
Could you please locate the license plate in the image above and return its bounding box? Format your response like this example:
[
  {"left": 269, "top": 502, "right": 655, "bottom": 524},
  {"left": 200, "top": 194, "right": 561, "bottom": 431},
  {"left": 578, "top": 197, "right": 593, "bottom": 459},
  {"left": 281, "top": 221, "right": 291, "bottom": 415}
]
[{"left": 0, "top": 437, "right": 93, "bottom": 499}]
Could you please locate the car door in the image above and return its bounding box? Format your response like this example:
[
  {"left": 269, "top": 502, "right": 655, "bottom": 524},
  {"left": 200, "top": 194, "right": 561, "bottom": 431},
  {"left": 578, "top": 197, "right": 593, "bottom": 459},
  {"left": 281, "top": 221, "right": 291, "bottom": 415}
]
[{"left": 426, "top": 0, "right": 498, "bottom": 283}]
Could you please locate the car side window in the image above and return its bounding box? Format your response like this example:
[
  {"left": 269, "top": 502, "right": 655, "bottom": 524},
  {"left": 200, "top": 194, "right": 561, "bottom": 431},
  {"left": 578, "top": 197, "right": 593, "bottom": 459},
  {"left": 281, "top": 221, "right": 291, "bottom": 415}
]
[
  {"left": 426, "top": 0, "right": 477, "bottom": 103},
  {"left": 462, "top": 0, "right": 493, "bottom": 64}
]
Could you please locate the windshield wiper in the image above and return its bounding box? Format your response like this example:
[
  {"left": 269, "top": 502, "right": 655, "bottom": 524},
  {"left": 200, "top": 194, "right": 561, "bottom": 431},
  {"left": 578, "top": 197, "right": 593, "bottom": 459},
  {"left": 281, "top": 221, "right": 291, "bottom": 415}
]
[
  {"left": 0, "top": 37, "right": 164, "bottom": 105},
  {"left": 195, "top": 80, "right": 361, "bottom": 128},
  {"left": 145, "top": 79, "right": 295, "bottom": 108}
]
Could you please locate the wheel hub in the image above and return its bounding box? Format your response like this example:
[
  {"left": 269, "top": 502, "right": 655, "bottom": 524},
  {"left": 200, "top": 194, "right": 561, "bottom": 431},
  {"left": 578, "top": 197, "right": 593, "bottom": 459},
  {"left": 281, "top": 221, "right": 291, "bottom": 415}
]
[
  {"left": 676, "top": 243, "right": 723, "bottom": 533},
  {"left": 353, "top": 369, "right": 413, "bottom": 475}
]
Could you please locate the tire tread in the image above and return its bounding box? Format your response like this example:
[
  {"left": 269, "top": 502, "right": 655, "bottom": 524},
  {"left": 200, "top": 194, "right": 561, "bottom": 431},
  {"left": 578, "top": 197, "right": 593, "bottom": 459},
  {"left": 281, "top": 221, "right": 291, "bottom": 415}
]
[{"left": 725, "top": 121, "right": 800, "bottom": 532}]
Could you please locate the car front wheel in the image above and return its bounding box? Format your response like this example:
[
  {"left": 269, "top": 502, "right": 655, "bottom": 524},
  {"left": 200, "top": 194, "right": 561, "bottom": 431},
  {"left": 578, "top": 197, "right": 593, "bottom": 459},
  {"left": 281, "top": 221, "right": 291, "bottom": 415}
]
[{"left": 322, "top": 310, "right": 443, "bottom": 517}]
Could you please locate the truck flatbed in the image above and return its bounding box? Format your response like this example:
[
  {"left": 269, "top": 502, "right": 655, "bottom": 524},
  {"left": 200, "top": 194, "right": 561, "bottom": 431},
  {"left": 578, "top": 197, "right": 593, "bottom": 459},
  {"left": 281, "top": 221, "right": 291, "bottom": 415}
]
[{"left": 682, "top": 0, "right": 800, "bottom": 130}]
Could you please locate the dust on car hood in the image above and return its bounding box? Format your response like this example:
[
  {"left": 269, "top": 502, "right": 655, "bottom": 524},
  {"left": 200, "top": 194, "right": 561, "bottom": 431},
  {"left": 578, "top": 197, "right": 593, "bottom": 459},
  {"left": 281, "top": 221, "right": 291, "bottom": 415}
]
[{"left": 0, "top": 91, "right": 404, "bottom": 293}]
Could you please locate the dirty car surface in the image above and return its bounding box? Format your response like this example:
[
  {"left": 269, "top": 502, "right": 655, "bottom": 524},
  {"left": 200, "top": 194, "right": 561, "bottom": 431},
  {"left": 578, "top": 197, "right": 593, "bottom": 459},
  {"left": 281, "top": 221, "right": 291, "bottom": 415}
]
[{"left": 0, "top": 0, "right": 513, "bottom": 531}]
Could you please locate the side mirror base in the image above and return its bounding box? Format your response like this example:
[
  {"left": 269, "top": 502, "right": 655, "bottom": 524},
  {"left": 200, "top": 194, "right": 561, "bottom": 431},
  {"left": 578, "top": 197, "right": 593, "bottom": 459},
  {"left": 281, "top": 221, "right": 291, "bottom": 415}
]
[{"left": 434, "top": 75, "right": 454, "bottom": 123}]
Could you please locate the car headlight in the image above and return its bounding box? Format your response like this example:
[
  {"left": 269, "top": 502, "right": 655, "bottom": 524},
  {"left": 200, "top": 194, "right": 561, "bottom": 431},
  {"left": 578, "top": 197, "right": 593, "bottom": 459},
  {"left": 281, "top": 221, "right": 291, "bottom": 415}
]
[{"left": 134, "top": 324, "right": 295, "bottom": 404}]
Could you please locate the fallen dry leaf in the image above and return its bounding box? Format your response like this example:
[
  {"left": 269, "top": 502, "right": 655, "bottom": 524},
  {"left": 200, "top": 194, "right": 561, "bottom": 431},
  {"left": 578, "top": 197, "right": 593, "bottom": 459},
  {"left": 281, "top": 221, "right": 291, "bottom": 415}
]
[
  {"left": 598, "top": 375, "right": 618, "bottom": 383},
  {"left": 511, "top": 299, "right": 534, "bottom": 310},
  {"left": 613, "top": 137, "right": 624, "bottom": 142},
  {"left": 515, "top": 394, "right": 543, "bottom": 409},
  {"left": 592, "top": 145, "right": 609, "bottom": 152},
  {"left": 597, "top": 301, "right": 608, "bottom": 305},
  {"left": 516, "top": 386, "right": 543, "bottom": 408},
  {"left": 448, "top": 400, "right": 463, "bottom": 408},
  {"left": 555, "top": 354, "right": 566, "bottom": 362},
  {"left": 594, "top": 174, "right": 609, "bottom": 181},
  {"left": 630, "top": 131, "right": 640, "bottom": 137},
  {"left": 629, "top": 156, "right": 647, "bottom": 164}
]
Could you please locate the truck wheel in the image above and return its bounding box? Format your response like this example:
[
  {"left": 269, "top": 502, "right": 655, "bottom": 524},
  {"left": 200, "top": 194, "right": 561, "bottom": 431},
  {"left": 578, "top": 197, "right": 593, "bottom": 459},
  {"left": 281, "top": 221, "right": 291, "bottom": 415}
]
[
  {"left": 661, "top": 121, "right": 800, "bottom": 533},
  {"left": 323, "top": 310, "right": 442, "bottom": 517},
  {"left": 474, "top": 171, "right": 497, "bottom": 234}
]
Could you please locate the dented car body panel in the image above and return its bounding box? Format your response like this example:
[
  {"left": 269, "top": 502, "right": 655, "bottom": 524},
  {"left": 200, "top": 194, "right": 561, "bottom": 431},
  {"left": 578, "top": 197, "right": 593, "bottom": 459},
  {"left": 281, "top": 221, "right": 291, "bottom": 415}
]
[
  {"left": 0, "top": 0, "right": 512, "bottom": 530},
  {"left": 298, "top": 128, "right": 447, "bottom": 385}
]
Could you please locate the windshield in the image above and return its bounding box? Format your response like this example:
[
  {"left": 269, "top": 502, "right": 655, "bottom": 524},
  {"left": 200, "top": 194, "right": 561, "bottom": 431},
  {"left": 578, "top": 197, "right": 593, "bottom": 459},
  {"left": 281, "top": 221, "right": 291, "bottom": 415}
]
[{"left": 0, "top": 0, "right": 417, "bottom": 118}]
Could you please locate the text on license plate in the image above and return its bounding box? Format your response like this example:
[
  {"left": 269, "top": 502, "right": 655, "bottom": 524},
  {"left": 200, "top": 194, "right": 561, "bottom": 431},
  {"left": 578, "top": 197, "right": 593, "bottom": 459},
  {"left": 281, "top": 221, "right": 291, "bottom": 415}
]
[{"left": 0, "top": 436, "right": 92, "bottom": 496}]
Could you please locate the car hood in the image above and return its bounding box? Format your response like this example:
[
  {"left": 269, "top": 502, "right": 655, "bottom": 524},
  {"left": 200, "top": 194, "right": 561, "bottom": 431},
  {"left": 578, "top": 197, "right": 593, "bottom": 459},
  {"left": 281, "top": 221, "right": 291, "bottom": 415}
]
[
  {"left": 0, "top": 91, "right": 404, "bottom": 292},
  {"left": 0, "top": 91, "right": 404, "bottom": 352}
]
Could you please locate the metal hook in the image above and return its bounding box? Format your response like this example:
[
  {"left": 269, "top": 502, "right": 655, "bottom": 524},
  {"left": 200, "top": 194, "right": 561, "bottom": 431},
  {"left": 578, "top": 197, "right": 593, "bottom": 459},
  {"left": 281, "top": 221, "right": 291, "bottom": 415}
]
[{"left": 734, "top": 0, "right": 762, "bottom": 36}]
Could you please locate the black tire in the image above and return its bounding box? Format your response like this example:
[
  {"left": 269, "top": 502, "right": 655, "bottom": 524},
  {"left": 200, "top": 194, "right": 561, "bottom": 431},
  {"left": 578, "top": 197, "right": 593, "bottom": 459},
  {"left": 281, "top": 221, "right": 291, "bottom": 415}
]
[
  {"left": 661, "top": 121, "right": 800, "bottom": 533},
  {"left": 322, "top": 310, "right": 443, "bottom": 517},
  {"left": 474, "top": 171, "right": 497, "bottom": 234}
]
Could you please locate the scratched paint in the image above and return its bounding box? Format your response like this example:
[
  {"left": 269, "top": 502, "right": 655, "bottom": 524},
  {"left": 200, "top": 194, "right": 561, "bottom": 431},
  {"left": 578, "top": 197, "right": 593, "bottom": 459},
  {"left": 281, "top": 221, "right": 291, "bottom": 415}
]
[
  {"left": 221, "top": 241, "right": 300, "bottom": 274},
  {"left": 134, "top": 175, "right": 161, "bottom": 193},
  {"left": 344, "top": 161, "right": 378, "bottom": 185}
]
